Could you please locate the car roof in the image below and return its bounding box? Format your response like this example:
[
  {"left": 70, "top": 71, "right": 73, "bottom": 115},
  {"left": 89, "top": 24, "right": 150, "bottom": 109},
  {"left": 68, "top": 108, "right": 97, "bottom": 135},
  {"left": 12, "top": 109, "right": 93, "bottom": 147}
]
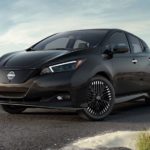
[
  {"left": 66, "top": 28, "right": 124, "bottom": 32},
  {"left": 64, "top": 28, "right": 131, "bottom": 36},
  {"left": 77, "top": 28, "right": 142, "bottom": 41},
  {"left": 59, "top": 29, "right": 148, "bottom": 48}
]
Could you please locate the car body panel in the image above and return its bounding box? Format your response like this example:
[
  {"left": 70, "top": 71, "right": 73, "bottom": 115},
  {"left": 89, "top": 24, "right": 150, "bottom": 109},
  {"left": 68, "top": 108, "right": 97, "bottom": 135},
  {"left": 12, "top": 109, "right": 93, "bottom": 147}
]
[
  {"left": 0, "top": 29, "right": 149, "bottom": 109},
  {"left": 0, "top": 50, "right": 68, "bottom": 69}
]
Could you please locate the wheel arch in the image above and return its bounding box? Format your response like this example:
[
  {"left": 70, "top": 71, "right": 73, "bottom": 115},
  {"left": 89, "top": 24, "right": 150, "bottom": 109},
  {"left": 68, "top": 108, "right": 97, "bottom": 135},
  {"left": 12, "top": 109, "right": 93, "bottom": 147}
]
[{"left": 94, "top": 71, "right": 113, "bottom": 84}]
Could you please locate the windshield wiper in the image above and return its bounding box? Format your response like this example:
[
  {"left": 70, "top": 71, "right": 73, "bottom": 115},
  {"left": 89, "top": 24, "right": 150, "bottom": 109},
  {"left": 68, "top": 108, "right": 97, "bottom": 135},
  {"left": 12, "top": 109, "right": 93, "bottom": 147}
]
[{"left": 73, "top": 47, "right": 92, "bottom": 50}]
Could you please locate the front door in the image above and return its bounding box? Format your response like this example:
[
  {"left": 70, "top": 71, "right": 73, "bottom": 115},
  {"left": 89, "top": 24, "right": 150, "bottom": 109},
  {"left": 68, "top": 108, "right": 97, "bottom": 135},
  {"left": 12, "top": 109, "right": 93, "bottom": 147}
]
[{"left": 103, "top": 31, "right": 143, "bottom": 96}]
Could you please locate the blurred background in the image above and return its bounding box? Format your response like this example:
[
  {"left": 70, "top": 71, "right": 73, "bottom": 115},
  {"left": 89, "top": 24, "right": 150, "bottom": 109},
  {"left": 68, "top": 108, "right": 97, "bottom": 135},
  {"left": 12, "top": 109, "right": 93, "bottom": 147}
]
[{"left": 0, "top": 0, "right": 150, "bottom": 56}]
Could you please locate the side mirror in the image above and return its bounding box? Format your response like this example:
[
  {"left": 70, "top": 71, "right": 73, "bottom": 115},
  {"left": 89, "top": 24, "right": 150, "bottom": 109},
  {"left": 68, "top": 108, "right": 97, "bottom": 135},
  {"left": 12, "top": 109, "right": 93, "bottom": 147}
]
[
  {"left": 103, "top": 45, "right": 113, "bottom": 58},
  {"left": 113, "top": 44, "right": 129, "bottom": 54}
]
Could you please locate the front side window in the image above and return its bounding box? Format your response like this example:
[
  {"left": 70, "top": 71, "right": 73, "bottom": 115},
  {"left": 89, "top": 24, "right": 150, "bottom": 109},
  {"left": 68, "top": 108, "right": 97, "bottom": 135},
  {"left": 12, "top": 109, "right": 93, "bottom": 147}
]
[
  {"left": 128, "top": 35, "right": 143, "bottom": 53},
  {"left": 109, "top": 32, "right": 129, "bottom": 50},
  {"left": 103, "top": 32, "right": 130, "bottom": 53},
  {"left": 32, "top": 30, "right": 108, "bottom": 51}
]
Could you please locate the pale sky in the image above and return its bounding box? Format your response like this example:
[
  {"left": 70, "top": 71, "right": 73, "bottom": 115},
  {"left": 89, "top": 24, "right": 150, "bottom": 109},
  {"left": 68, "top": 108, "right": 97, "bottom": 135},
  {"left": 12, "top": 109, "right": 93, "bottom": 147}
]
[{"left": 0, "top": 0, "right": 150, "bottom": 56}]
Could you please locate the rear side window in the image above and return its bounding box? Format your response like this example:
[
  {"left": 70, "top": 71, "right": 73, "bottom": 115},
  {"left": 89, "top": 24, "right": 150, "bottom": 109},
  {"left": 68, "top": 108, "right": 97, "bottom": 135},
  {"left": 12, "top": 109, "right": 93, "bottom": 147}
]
[{"left": 128, "top": 35, "right": 143, "bottom": 53}]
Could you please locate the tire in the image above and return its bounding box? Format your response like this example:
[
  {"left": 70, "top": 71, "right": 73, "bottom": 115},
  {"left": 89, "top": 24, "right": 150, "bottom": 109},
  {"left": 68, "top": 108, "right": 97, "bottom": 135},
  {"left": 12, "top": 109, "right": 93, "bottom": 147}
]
[
  {"left": 1, "top": 105, "right": 26, "bottom": 114},
  {"left": 78, "top": 76, "right": 115, "bottom": 121}
]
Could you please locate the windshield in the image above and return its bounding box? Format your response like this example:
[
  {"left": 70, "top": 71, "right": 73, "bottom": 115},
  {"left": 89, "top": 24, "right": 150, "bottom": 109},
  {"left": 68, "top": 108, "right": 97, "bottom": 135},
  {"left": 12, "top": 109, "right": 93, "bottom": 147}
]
[{"left": 32, "top": 30, "right": 108, "bottom": 51}]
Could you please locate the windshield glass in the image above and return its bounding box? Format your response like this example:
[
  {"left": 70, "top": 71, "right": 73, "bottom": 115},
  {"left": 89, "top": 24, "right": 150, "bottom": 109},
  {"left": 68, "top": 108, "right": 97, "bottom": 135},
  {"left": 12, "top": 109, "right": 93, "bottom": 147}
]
[{"left": 32, "top": 30, "right": 108, "bottom": 51}]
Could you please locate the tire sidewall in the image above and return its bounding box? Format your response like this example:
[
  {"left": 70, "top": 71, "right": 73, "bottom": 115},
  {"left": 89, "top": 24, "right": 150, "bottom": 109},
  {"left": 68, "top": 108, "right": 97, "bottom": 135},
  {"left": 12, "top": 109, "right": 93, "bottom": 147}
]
[{"left": 79, "top": 76, "right": 115, "bottom": 121}]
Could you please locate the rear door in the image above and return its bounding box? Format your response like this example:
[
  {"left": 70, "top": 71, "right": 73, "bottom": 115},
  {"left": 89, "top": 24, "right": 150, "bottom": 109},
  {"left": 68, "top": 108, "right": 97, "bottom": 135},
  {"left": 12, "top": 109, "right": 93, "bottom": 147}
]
[{"left": 127, "top": 34, "right": 150, "bottom": 92}]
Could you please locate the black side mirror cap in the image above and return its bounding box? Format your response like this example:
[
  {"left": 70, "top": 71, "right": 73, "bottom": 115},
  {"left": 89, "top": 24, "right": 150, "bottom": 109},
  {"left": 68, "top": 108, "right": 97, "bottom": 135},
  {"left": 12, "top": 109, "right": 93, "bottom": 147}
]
[{"left": 113, "top": 44, "right": 129, "bottom": 54}]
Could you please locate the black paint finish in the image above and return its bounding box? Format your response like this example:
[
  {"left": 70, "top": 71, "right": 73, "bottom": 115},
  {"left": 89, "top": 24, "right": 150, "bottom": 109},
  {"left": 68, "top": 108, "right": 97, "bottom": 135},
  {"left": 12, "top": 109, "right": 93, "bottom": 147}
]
[{"left": 0, "top": 29, "right": 149, "bottom": 109}]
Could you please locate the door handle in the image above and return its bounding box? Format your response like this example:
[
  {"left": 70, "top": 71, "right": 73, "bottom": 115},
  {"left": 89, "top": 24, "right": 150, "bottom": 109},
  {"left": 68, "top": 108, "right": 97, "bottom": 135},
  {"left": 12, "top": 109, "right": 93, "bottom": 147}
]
[{"left": 132, "top": 59, "right": 138, "bottom": 64}]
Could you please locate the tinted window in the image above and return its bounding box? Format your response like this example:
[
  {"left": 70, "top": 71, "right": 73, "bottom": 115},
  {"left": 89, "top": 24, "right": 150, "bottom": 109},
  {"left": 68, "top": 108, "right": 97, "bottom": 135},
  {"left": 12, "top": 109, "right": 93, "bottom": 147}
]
[
  {"left": 109, "top": 32, "right": 129, "bottom": 49},
  {"left": 32, "top": 30, "right": 108, "bottom": 51},
  {"left": 73, "top": 40, "right": 90, "bottom": 49},
  {"left": 141, "top": 40, "right": 149, "bottom": 52},
  {"left": 45, "top": 38, "right": 69, "bottom": 49},
  {"left": 104, "top": 32, "right": 129, "bottom": 53},
  {"left": 128, "top": 35, "right": 143, "bottom": 53}
]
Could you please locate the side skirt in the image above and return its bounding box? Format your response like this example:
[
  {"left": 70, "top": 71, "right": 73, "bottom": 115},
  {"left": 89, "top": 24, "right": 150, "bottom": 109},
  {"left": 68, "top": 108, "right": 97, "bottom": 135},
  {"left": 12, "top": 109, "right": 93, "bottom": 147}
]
[
  {"left": 0, "top": 100, "right": 83, "bottom": 110},
  {"left": 115, "top": 93, "right": 149, "bottom": 104}
]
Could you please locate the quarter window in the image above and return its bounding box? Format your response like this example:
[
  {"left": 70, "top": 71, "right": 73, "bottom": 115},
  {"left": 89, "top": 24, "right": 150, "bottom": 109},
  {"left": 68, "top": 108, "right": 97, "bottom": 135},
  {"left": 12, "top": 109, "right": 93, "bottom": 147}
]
[{"left": 141, "top": 40, "right": 149, "bottom": 52}]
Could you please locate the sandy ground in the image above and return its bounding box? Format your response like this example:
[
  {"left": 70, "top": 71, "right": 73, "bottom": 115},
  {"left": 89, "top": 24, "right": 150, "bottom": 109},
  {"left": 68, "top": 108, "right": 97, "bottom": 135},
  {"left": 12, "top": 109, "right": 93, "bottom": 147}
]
[{"left": 62, "top": 131, "right": 150, "bottom": 150}]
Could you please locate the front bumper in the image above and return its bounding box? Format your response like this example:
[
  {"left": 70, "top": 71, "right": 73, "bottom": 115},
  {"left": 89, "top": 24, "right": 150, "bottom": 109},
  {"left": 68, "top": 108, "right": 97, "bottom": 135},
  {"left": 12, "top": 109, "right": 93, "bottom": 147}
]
[{"left": 0, "top": 72, "right": 88, "bottom": 109}]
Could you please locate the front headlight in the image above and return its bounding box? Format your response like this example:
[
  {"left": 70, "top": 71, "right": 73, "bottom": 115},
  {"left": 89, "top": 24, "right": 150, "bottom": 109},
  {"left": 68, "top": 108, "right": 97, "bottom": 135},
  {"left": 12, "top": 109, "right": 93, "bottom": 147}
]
[{"left": 41, "top": 60, "right": 85, "bottom": 75}]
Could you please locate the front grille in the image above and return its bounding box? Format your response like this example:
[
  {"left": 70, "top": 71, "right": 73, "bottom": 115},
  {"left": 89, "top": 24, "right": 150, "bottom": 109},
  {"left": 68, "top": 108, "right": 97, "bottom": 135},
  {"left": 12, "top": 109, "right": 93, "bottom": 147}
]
[
  {"left": 0, "top": 69, "right": 36, "bottom": 84},
  {"left": 0, "top": 91, "right": 26, "bottom": 98}
]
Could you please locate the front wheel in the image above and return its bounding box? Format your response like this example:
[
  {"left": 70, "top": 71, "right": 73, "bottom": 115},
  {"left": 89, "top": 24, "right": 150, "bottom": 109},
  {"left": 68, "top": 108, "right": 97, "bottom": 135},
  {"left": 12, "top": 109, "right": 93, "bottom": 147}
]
[
  {"left": 78, "top": 76, "right": 115, "bottom": 121},
  {"left": 1, "top": 105, "right": 26, "bottom": 114}
]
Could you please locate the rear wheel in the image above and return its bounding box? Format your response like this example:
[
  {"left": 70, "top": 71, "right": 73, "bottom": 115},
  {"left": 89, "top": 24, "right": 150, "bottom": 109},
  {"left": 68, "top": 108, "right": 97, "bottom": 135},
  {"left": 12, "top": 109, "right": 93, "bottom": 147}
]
[
  {"left": 78, "top": 76, "right": 115, "bottom": 121},
  {"left": 1, "top": 105, "right": 26, "bottom": 114}
]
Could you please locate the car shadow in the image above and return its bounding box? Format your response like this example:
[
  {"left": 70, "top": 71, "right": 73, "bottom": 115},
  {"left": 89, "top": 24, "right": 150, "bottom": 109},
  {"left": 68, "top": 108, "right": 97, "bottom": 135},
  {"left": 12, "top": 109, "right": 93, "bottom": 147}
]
[
  {"left": 18, "top": 99, "right": 150, "bottom": 123},
  {"left": 0, "top": 100, "right": 149, "bottom": 150},
  {"left": 105, "top": 100, "right": 150, "bottom": 124}
]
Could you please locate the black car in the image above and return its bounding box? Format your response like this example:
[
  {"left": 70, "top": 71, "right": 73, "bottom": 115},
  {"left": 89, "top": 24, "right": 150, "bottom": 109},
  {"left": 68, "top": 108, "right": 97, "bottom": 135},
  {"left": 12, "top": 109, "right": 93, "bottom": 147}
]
[{"left": 0, "top": 29, "right": 150, "bottom": 120}]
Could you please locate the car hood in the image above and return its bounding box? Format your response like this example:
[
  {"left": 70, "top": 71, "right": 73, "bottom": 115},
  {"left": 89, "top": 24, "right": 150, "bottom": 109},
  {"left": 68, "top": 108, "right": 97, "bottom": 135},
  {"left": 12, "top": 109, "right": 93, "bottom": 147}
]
[{"left": 0, "top": 50, "right": 69, "bottom": 69}]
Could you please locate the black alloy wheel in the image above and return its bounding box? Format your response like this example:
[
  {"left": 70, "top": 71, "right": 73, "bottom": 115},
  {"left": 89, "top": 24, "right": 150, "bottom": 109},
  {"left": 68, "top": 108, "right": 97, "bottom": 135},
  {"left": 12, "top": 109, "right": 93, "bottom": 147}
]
[{"left": 79, "top": 76, "right": 115, "bottom": 121}]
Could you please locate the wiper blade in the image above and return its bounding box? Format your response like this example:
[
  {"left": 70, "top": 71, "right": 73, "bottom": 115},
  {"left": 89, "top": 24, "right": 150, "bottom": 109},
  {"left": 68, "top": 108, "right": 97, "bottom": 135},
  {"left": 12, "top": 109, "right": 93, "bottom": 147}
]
[{"left": 73, "top": 47, "right": 92, "bottom": 51}]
